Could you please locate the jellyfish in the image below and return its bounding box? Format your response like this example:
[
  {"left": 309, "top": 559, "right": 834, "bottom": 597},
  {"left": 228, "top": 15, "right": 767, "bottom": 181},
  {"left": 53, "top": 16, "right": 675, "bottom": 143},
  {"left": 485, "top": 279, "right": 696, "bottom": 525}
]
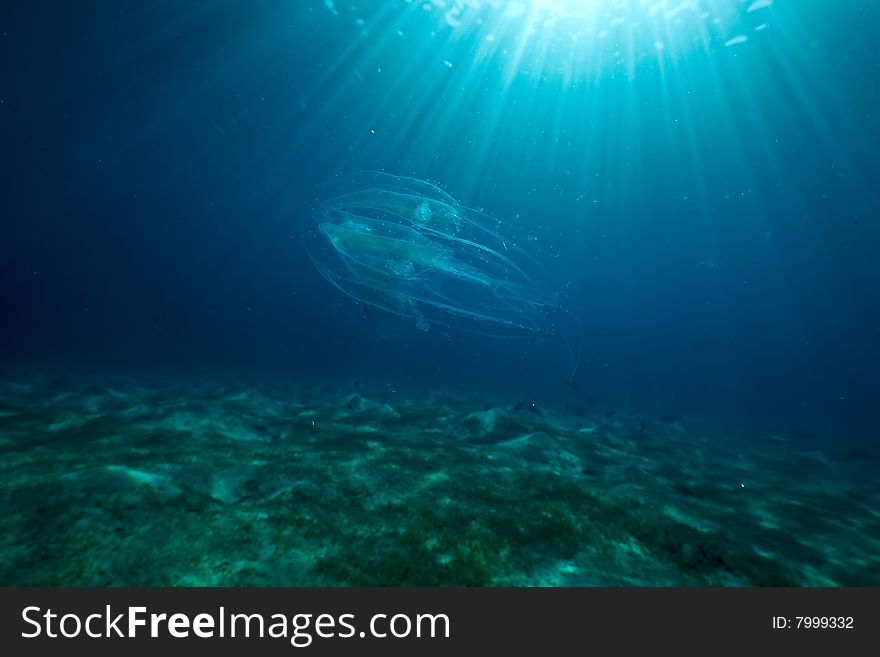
[{"left": 305, "top": 171, "right": 560, "bottom": 338}]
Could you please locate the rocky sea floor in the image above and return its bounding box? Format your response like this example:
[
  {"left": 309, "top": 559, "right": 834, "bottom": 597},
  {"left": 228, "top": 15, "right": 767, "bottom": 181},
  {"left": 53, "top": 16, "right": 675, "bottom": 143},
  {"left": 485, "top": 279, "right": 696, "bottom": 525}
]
[{"left": 0, "top": 372, "right": 877, "bottom": 586}]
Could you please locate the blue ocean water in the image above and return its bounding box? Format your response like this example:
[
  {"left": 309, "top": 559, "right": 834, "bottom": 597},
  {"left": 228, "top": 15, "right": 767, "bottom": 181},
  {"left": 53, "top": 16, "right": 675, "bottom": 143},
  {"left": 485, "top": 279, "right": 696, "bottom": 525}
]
[{"left": 1, "top": 1, "right": 878, "bottom": 585}]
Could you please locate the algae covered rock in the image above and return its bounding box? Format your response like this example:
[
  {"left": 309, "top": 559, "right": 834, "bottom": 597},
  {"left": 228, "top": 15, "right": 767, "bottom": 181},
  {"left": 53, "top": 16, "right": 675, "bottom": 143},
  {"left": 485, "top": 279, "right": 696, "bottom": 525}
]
[
  {"left": 496, "top": 432, "right": 582, "bottom": 475},
  {"left": 58, "top": 465, "right": 183, "bottom": 499},
  {"left": 463, "top": 407, "right": 527, "bottom": 443},
  {"left": 340, "top": 393, "right": 401, "bottom": 423}
]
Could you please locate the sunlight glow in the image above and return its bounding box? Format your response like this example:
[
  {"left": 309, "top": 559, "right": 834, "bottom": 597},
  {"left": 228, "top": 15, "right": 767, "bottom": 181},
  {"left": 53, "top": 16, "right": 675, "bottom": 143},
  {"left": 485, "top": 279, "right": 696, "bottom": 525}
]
[
  {"left": 399, "top": 0, "right": 776, "bottom": 79},
  {"left": 315, "top": 1, "right": 778, "bottom": 85}
]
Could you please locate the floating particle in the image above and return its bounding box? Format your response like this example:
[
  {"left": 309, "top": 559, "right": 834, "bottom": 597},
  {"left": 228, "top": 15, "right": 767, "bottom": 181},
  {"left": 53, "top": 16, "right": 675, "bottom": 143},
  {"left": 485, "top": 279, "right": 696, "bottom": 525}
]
[
  {"left": 747, "top": 0, "right": 773, "bottom": 12},
  {"left": 665, "top": 1, "right": 692, "bottom": 20},
  {"left": 443, "top": 60, "right": 453, "bottom": 68},
  {"left": 444, "top": 11, "right": 461, "bottom": 27},
  {"left": 755, "top": 23, "right": 769, "bottom": 31},
  {"left": 725, "top": 35, "right": 748, "bottom": 47}
]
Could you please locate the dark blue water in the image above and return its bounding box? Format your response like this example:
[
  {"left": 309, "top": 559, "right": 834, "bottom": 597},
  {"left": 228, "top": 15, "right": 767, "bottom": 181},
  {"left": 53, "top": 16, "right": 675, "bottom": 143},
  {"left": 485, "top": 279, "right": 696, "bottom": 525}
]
[{"left": 3, "top": 0, "right": 879, "bottom": 442}]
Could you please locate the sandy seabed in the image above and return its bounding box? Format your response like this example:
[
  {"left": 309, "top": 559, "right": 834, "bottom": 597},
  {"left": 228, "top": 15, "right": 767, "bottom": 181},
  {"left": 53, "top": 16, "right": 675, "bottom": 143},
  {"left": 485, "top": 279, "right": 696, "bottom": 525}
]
[{"left": 1, "top": 372, "right": 877, "bottom": 586}]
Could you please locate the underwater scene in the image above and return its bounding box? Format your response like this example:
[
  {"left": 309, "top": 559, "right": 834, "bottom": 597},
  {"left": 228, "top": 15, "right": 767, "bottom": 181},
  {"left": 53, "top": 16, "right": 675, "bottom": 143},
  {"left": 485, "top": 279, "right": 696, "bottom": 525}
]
[{"left": 1, "top": 0, "right": 879, "bottom": 586}]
